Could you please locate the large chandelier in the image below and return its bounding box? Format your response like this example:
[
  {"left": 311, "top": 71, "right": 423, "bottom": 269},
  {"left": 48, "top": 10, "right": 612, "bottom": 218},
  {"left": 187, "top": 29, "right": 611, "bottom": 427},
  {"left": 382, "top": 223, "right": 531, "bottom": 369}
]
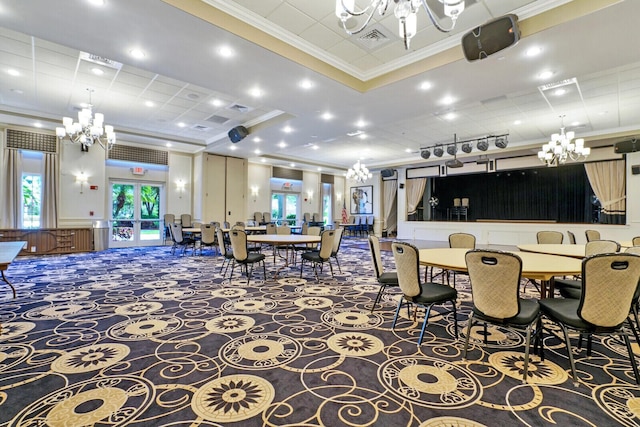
[
  {"left": 346, "top": 160, "right": 372, "bottom": 183},
  {"left": 538, "top": 116, "right": 590, "bottom": 167},
  {"left": 336, "top": 0, "right": 465, "bottom": 49},
  {"left": 56, "top": 88, "right": 116, "bottom": 151}
]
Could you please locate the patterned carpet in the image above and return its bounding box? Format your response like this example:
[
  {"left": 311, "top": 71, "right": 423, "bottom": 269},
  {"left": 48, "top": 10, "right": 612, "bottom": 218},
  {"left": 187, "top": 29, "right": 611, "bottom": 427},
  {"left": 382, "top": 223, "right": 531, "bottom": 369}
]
[{"left": 1, "top": 238, "right": 640, "bottom": 426}]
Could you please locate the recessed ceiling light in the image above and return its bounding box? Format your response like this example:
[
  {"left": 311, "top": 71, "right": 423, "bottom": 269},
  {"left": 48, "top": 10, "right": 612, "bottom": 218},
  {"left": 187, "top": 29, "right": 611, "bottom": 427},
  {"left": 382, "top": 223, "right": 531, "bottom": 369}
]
[
  {"left": 249, "top": 87, "right": 263, "bottom": 98},
  {"left": 321, "top": 112, "right": 333, "bottom": 121},
  {"left": 91, "top": 67, "right": 104, "bottom": 76},
  {"left": 405, "top": 148, "right": 412, "bottom": 153},
  {"left": 254, "top": 149, "right": 261, "bottom": 154},
  {"left": 177, "top": 122, "right": 186, "bottom": 128},
  {"left": 538, "top": 70, "right": 553, "bottom": 80},
  {"left": 571, "top": 121, "right": 580, "bottom": 126},
  {"left": 358, "top": 133, "right": 367, "bottom": 140},
  {"left": 290, "top": 163, "right": 295, "bottom": 167},
  {"left": 355, "top": 119, "right": 367, "bottom": 128},
  {"left": 210, "top": 98, "right": 224, "bottom": 107},
  {"left": 166, "top": 142, "right": 172, "bottom": 147},
  {"left": 253, "top": 137, "right": 261, "bottom": 143},
  {"left": 278, "top": 141, "right": 287, "bottom": 148},
  {"left": 444, "top": 112, "right": 456, "bottom": 120},
  {"left": 514, "top": 120, "right": 522, "bottom": 125},
  {"left": 87, "top": 0, "right": 105, "bottom": 5},
  {"left": 129, "top": 48, "right": 146, "bottom": 59},
  {"left": 229, "top": 145, "right": 237, "bottom": 150},
  {"left": 554, "top": 88, "right": 566, "bottom": 96},
  {"left": 526, "top": 46, "right": 542, "bottom": 57},
  {"left": 7, "top": 69, "right": 20, "bottom": 77},
  {"left": 440, "top": 95, "right": 455, "bottom": 105},
  {"left": 299, "top": 79, "right": 314, "bottom": 89},
  {"left": 33, "top": 122, "right": 42, "bottom": 128},
  {"left": 217, "top": 45, "right": 234, "bottom": 58},
  {"left": 311, "top": 145, "right": 319, "bottom": 150},
  {"left": 145, "top": 100, "right": 155, "bottom": 107},
  {"left": 261, "top": 158, "right": 266, "bottom": 163},
  {"left": 317, "top": 167, "right": 322, "bottom": 171},
  {"left": 419, "top": 81, "right": 432, "bottom": 90},
  {"left": 282, "top": 126, "right": 293, "bottom": 133}
]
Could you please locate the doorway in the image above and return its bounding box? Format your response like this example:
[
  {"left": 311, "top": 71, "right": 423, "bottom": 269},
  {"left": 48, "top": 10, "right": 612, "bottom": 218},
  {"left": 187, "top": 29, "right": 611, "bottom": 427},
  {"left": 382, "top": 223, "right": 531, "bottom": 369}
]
[
  {"left": 271, "top": 192, "right": 299, "bottom": 225},
  {"left": 110, "top": 181, "right": 164, "bottom": 247}
]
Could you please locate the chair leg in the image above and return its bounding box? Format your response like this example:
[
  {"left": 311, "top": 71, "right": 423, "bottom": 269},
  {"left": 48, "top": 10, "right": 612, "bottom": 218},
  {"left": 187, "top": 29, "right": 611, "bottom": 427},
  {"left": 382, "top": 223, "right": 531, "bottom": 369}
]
[
  {"left": 417, "top": 305, "right": 433, "bottom": 346},
  {"left": 560, "top": 324, "right": 579, "bottom": 385},
  {"left": 522, "top": 326, "right": 533, "bottom": 382},
  {"left": 262, "top": 260, "right": 266, "bottom": 281},
  {"left": 371, "top": 284, "right": 386, "bottom": 313},
  {"left": 451, "top": 300, "right": 458, "bottom": 338},
  {"left": 328, "top": 261, "right": 334, "bottom": 278},
  {"left": 629, "top": 303, "right": 640, "bottom": 344},
  {"left": 623, "top": 333, "right": 640, "bottom": 384},
  {"left": 334, "top": 256, "right": 342, "bottom": 273},
  {"left": 463, "top": 314, "right": 475, "bottom": 359},
  {"left": 391, "top": 298, "right": 404, "bottom": 330},
  {"left": 300, "top": 258, "right": 304, "bottom": 278}
]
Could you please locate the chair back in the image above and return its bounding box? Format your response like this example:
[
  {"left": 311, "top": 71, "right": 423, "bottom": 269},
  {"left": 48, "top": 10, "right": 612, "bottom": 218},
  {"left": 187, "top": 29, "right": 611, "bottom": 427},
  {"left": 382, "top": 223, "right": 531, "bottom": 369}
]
[
  {"left": 253, "top": 212, "right": 263, "bottom": 224},
  {"left": 367, "top": 215, "right": 374, "bottom": 226},
  {"left": 232, "top": 223, "right": 245, "bottom": 231},
  {"left": 585, "top": 229, "right": 601, "bottom": 242},
  {"left": 303, "top": 213, "right": 311, "bottom": 223},
  {"left": 223, "top": 221, "right": 231, "bottom": 229},
  {"left": 449, "top": 233, "right": 476, "bottom": 249},
  {"left": 585, "top": 240, "right": 620, "bottom": 256},
  {"left": 170, "top": 223, "right": 185, "bottom": 244},
  {"left": 368, "top": 235, "right": 385, "bottom": 278},
  {"left": 312, "top": 213, "right": 322, "bottom": 222},
  {"left": 306, "top": 226, "right": 321, "bottom": 249},
  {"left": 262, "top": 212, "right": 271, "bottom": 223},
  {"left": 180, "top": 214, "right": 192, "bottom": 228},
  {"left": 453, "top": 198, "right": 461, "bottom": 207},
  {"left": 317, "top": 230, "right": 335, "bottom": 260},
  {"left": 332, "top": 227, "right": 344, "bottom": 256},
  {"left": 164, "top": 214, "right": 175, "bottom": 224},
  {"left": 265, "top": 223, "right": 277, "bottom": 234},
  {"left": 200, "top": 224, "right": 215, "bottom": 244},
  {"left": 229, "top": 229, "right": 248, "bottom": 262},
  {"left": 633, "top": 236, "right": 640, "bottom": 246},
  {"left": 461, "top": 198, "right": 469, "bottom": 208},
  {"left": 537, "top": 231, "right": 564, "bottom": 244},
  {"left": 391, "top": 242, "right": 422, "bottom": 298},
  {"left": 567, "top": 231, "right": 577, "bottom": 244},
  {"left": 579, "top": 253, "right": 640, "bottom": 328},
  {"left": 276, "top": 225, "right": 291, "bottom": 235},
  {"left": 216, "top": 228, "right": 228, "bottom": 257},
  {"left": 301, "top": 222, "right": 309, "bottom": 235},
  {"left": 348, "top": 216, "right": 355, "bottom": 224},
  {"left": 210, "top": 221, "right": 221, "bottom": 228},
  {"left": 465, "top": 250, "right": 523, "bottom": 320}
]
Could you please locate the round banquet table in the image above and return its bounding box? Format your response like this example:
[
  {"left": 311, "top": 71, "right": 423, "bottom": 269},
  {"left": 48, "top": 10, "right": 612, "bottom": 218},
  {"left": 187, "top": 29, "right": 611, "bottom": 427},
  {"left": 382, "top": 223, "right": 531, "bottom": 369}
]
[
  {"left": 418, "top": 248, "right": 582, "bottom": 299},
  {"left": 517, "top": 244, "right": 586, "bottom": 259},
  {"left": 247, "top": 234, "right": 322, "bottom": 278}
]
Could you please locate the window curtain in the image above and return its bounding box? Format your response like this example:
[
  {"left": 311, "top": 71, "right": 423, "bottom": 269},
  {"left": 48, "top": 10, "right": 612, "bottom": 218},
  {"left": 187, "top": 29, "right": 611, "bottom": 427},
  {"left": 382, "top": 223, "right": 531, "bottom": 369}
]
[
  {"left": 2, "top": 148, "right": 22, "bottom": 228},
  {"left": 585, "top": 160, "right": 626, "bottom": 224},
  {"left": 406, "top": 178, "right": 427, "bottom": 216},
  {"left": 41, "top": 152, "right": 58, "bottom": 228},
  {"left": 383, "top": 180, "right": 398, "bottom": 234}
]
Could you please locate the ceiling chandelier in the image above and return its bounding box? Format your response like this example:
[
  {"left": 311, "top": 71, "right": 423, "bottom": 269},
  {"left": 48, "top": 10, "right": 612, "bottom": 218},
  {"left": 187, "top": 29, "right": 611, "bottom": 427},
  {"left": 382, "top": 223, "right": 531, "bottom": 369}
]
[
  {"left": 346, "top": 160, "right": 372, "bottom": 183},
  {"left": 56, "top": 88, "right": 116, "bottom": 151},
  {"left": 335, "top": 0, "right": 466, "bottom": 49},
  {"left": 538, "top": 116, "right": 590, "bottom": 167}
]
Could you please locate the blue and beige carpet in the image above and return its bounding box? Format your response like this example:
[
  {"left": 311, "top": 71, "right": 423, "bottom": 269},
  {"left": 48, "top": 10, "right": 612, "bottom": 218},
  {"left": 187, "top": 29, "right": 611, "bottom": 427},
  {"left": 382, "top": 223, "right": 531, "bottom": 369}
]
[{"left": 1, "top": 240, "right": 639, "bottom": 426}]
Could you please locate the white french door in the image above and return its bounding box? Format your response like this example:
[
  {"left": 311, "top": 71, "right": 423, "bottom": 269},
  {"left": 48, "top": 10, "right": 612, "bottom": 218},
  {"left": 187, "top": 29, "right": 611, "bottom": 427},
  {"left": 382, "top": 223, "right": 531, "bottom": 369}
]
[{"left": 110, "top": 181, "right": 164, "bottom": 247}]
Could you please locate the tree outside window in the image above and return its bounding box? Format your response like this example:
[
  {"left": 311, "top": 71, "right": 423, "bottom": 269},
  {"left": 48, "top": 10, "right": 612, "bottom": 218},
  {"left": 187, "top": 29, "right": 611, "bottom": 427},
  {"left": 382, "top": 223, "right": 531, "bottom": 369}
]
[{"left": 22, "top": 174, "right": 42, "bottom": 228}]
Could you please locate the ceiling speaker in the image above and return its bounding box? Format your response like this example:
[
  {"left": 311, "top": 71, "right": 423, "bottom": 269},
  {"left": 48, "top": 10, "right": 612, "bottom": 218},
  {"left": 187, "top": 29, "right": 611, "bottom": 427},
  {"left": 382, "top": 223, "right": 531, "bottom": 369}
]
[
  {"left": 614, "top": 138, "right": 639, "bottom": 154},
  {"left": 228, "top": 125, "right": 249, "bottom": 143},
  {"left": 462, "top": 14, "right": 520, "bottom": 62},
  {"left": 380, "top": 168, "right": 396, "bottom": 178}
]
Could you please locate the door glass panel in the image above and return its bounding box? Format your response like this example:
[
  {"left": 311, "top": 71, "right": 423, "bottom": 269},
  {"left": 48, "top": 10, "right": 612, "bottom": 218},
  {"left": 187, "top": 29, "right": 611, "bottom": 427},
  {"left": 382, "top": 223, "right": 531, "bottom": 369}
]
[
  {"left": 272, "top": 193, "right": 299, "bottom": 225},
  {"left": 112, "top": 184, "right": 134, "bottom": 242},
  {"left": 140, "top": 185, "right": 161, "bottom": 240}
]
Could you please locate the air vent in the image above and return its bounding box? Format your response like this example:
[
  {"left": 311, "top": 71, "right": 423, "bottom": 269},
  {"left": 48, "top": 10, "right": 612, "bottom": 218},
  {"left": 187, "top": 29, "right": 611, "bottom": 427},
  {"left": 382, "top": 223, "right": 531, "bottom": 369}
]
[
  {"left": 355, "top": 26, "right": 392, "bottom": 50},
  {"left": 227, "top": 104, "right": 252, "bottom": 113},
  {"left": 79, "top": 51, "right": 122, "bottom": 70},
  {"left": 192, "top": 124, "right": 211, "bottom": 131},
  {"left": 205, "top": 114, "right": 230, "bottom": 124}
]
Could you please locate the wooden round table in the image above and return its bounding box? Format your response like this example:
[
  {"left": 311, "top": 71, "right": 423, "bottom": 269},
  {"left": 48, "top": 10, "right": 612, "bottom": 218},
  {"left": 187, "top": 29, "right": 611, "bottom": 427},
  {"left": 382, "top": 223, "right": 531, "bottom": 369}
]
[
  {"left": 517, "top": 244, "right": 586, "bottom": 259},
  {"left": 248, "top": 234, "right": 321, "bottom": 277},
  {"left": 418, "top": 248, "right": 582, "bottom": 299}
]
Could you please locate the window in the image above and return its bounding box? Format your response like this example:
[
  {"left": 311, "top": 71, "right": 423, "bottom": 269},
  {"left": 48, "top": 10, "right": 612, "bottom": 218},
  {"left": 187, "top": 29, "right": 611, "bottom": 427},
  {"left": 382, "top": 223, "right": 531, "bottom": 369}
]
[{"left": 22, "top": 174, "right": 42, "bottom": 228}]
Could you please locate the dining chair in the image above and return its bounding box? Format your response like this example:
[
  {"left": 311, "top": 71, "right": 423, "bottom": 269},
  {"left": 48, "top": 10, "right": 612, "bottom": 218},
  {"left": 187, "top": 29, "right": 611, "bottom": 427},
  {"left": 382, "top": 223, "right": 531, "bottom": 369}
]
[
  {"left": 265, "top": 223, "right": 277, "bottom": 234},
  {"left": 366, "top": 215, "right": 374, "bottom": 235},
  {"left": 198, "top": 223, "right": 217, "bottom": 255},
  {"left": 216, "top": 227, "right": 234, "bottom": 276},
  {"left": 555, "top": 240, "right": 621, "bottom": 298},
  {"left": 567, "top": 231, "right": 577, "bottom": 244},
  {"left": 262, "top": 212, "right": 271, "bottom": 225},
  {"left": 435, "top": 233, "right": 475, "bottom": 287},
  {"left": 163, "top": 213, "right": 175, "bottom": 245},
  {"left": 391, "top": 242, "right": 458, "bottom": 346},
  {"left": 539, "top": 253, "right": 640, "bottom": 385},
  {"left": 368, "top": 235, "right": 399, "bottom": 313},
  {"left": 228, "top": 229, "right": 266, "bottom": 285},
  {"left": 293, "top": 226, "right": 321, "bottom": 264},
  {"left": 330, "top": 227, "right": 345, "bottom": 273},
  {"left": 300, "top": 229, "right": 335, "bottom": 281},
  {"left": 537, "top": 231, "right": 564, "bottom": 244},
  {"left": 169, "top": 223, "right": 195, "bottom": 256},
  {"left": 463, "top": 249, "right": 541, "bottom": 382},
  {"left": 585, "top": 229, "right": 601, "bottom": 242},
  {"left": 180, "top": 214, "right": 192, "bottom": 228},
  {"left": 253, "top": 212, "right": 263, "bottom": 225}
]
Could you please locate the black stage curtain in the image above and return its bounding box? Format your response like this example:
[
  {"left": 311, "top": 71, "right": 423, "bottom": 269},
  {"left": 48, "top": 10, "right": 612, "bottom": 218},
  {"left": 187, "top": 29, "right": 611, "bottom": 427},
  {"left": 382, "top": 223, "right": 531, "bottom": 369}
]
[{"left": 432, "top": 164, "right": 594, "bottom": 223}]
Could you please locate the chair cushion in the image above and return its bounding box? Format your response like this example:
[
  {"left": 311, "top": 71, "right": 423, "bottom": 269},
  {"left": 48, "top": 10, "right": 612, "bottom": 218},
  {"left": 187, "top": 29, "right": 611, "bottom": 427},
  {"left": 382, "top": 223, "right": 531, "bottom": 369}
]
[
  {"left": 474, "top": 299, "right": 539, "bottom": 326},
  {"left": 412, "top": 282, "right": 457, "bottom": 305},
  {"left": 378, "top": 272, "right": 399, "bottom": 285},
  {"left": 554, "top": 278, "right": 582, "bottom": 289},
  {"left": 302, "top": 252, "right": 327, "bottom": 262},
  {"left": 242, "top": 253, "right": 265, "bottom": 263},
  {"left": 559, "top": 287, "right": 582, "bottom": 299},
  {"left": 539, "top": 298, "right": 585, "bottom": 329}
]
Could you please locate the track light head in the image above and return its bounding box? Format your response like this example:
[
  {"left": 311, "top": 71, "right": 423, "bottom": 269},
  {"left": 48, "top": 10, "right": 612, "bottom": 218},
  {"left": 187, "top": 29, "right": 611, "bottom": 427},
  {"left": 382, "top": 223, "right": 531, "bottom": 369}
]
[
  {"left": 433, "top": 145, "right": 444, "bottom": 157},
  {"left": 420, "top": 148, "right": 431, "bottom": 159},
  {"left": 461, "top": 142, "right": 473, "bottom": 153},
  {"left": 476, "top": 138, "right": 489, "bottom": 151},
  {"left": 495, "top": 136, "right": 508, "bottom": 149},
  {"left": 447, "top": 144, "right": 457, "bottom": 155}
]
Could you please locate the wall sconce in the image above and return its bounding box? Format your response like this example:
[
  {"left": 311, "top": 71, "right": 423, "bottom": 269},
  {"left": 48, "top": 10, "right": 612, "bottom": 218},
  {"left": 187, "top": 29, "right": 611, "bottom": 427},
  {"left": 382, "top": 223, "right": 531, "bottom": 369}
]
[
  {"left": 251, "top": 185, "right": 259, "bottom": 202},
  {"left": 306, "top": 190, "right": 313, "bottom": 202},
  {"left": 75, "top": 172, "right": 89, "bottom": 193},
  {"left": 176, "top": 179, "right": 186, "bottom": 198},
  {"left": 336, "top": 192, "right": 342, "bottom": 202}
]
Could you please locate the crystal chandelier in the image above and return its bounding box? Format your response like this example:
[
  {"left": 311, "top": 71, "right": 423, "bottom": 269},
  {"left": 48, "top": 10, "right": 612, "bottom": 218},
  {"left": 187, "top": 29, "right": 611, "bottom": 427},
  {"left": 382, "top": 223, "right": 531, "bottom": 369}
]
[
  {"left": 56, "top": 88, "right": 116, "bottom": 151},
  {"left": 346, "top": 160, "right": 372, "bottom": 183},
  {"left": 336, "top": 0, "right": 465, "bottom": 49},
  {"left": 538, "top": 116, "right": 590, "bottom": 167}
]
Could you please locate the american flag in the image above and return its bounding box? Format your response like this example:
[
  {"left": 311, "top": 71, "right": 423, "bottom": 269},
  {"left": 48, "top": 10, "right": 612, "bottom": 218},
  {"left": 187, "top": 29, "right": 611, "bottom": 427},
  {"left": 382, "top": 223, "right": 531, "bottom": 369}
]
[{"left": 341, "top": 199, "right": 348, "bottom": 224}]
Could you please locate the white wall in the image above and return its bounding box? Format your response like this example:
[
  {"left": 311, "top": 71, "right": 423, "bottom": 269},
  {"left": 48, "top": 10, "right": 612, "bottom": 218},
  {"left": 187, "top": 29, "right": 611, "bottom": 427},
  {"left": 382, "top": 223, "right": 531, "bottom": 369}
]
[
  {"left": 302, "top": 171, "right": 321, "bottom": 217},
  {"left": 167, "top": 152, "right": 192, "bottom": 219},
  {"left": 247, "top": 163, "right": 272, "bottom": 220}
]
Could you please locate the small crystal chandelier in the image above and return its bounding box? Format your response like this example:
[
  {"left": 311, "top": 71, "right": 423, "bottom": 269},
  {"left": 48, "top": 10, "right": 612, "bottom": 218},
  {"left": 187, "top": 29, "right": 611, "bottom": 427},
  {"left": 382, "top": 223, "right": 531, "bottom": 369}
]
[
  {"left": 346, "top": 160, "right": 372, "bottom": 183},
  {"left": 538, "top": 116, "right": 590, "bottom": 167},
  {"left": 56, "top": 88, "right": 116, "bottom": 151},
  {"left": 336, "top": 0, "right": 465, "bottom": 49}
]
